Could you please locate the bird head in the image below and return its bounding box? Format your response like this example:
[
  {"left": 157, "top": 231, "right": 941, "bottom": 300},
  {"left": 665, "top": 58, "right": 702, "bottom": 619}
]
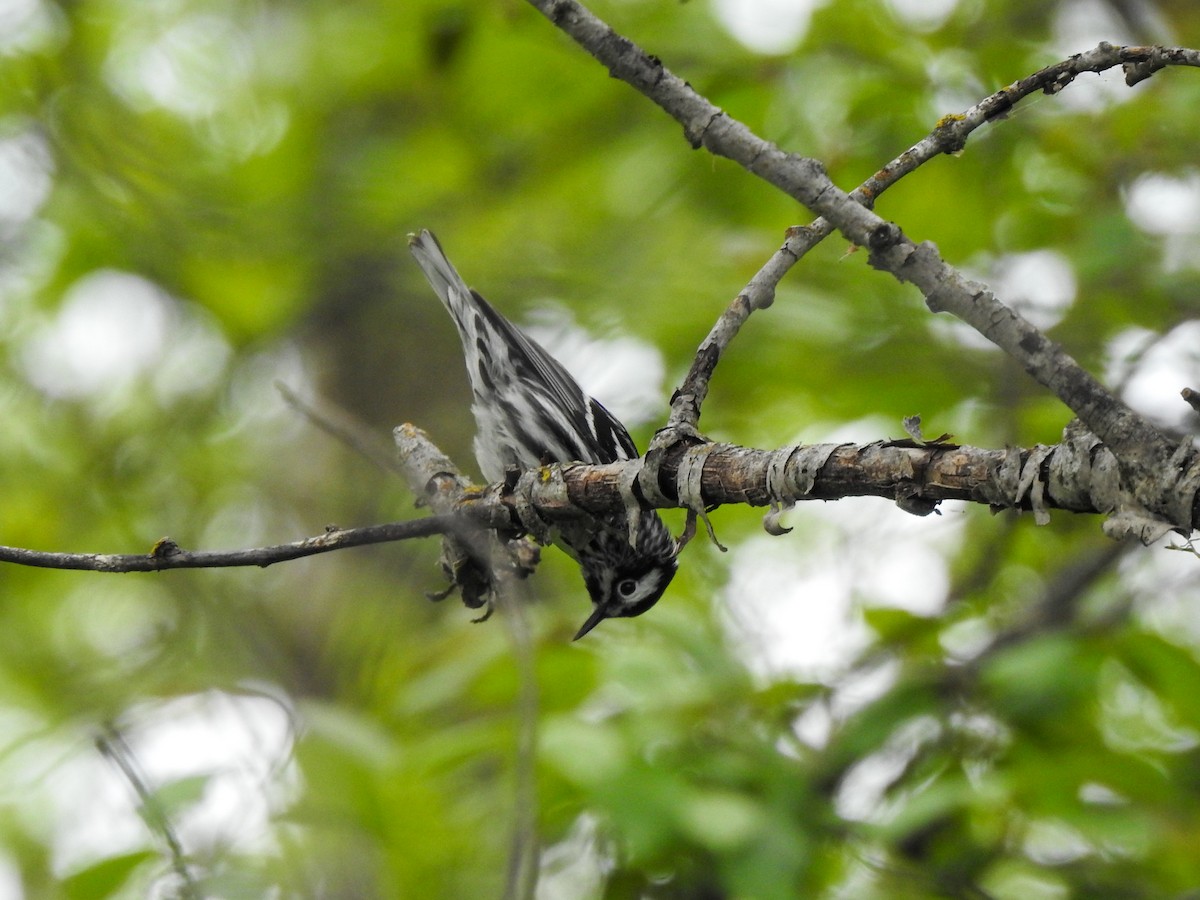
[{"left": 573, "top": 520, "right": 678, "bottom": 640}]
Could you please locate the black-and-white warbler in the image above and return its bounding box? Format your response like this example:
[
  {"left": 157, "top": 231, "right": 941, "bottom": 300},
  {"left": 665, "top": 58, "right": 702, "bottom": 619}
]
[{"left": 408, "top": 230, "right": 678, "bottom": 639}]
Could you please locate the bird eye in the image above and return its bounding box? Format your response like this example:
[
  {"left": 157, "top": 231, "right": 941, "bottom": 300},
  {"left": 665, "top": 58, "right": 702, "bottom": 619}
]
[{"left": 617, "top": 578, "right": 638, "bottom": 598}]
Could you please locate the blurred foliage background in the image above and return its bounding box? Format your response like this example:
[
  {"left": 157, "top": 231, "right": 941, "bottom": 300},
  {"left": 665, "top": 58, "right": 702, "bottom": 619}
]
[{"left": 2, "top": 0, "right": 1200, "bottom": 897}]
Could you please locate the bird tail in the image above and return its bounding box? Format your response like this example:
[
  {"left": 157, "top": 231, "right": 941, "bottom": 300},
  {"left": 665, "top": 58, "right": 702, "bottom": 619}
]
[{"left": 407, "top": 229, "right": 476, "bottom": 326}]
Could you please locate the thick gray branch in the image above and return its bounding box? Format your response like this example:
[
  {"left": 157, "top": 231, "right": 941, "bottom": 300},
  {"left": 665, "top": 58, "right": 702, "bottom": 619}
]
[
  {"left": 3, "top": 424, "right": 1187, "bottom": 579},
  {"left": 400, "top": 424, "right": 1192, "bottom": 547}
]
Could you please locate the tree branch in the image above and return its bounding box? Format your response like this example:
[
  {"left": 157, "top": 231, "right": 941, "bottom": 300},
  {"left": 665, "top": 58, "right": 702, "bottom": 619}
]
[
  {"left": 1, "top": 422, "right": 1185, "bottom": 582},
  {"left": 413, "top": 425, "right": 1187, "bottom": 547},
  {"left": 96, "top": 725, "right": 201, "bottom": 900},
  {"left": 670, "top": 44, "right": 1200, "bottom": 432},
  {"left": 276, "top": 381, "right": 408, "bottom": 478},
  {"left": 526, "top": 0, "right": 1200, "bottom": 531},
  {"left": 393, "top": 424, "right": 539, "bottom": 614},
  {"left": 0, "top": 516, "right": 470, "bottom": 573}
]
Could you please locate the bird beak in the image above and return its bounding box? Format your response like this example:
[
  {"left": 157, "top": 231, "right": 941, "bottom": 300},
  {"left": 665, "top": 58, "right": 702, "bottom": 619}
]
[{"left": 572, "top": 606, "right": 608, "bottom": 641}]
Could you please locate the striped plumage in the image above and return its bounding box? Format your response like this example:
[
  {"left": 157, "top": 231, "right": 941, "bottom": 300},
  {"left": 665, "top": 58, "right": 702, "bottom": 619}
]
[{"left": 408, "top": 230, "right": 677, "bottom": 638}]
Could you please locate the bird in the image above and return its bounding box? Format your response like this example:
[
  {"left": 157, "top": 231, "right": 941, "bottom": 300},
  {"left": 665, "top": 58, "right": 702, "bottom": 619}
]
[{"left": 408, "top": 230, "right": 678, "bottom": 639}]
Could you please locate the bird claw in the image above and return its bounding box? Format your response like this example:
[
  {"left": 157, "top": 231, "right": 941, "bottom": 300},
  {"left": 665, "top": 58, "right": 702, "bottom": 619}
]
[
  {"left": 675, "top": 443, "right": 726, "bottom": 552},
  {"left": 616, "top": 460, "right": 645, "bottom": 549},
  {"left": 512, "top": 467, "right": 555, "bottom": 545},
  {"left": 763, "top": 447, "right": 795, "bottom": 535}
]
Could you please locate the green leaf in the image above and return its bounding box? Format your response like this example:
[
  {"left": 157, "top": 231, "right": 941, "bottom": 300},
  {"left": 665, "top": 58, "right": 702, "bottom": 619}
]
[
  {"left": 148, "top": 774, "right": 210, "bottom": 821},
  {"left": 62, "top": 851, "right": 157, "bottom": 900}
]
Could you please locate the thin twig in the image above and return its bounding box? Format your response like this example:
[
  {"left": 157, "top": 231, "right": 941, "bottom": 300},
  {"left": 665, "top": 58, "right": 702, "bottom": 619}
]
[
  {"left": 0, "top": 516, "right": 471, "bottom": 573},
  {"left": 276, "top": 381, "right": 409, "bottom": 477},
  {"left": 497, "top": 584, "right": 540, "bottom": 900},
  {"left": 96, "top": 725, "right": 202, "bottom": 900}
]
